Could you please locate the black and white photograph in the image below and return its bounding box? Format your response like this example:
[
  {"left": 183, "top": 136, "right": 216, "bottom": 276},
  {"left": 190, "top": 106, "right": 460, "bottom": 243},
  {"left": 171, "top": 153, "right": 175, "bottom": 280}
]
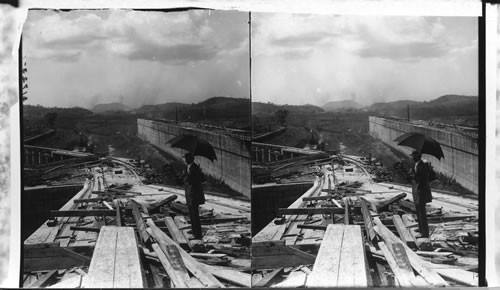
[
  {"left": 0, "top": 0, "right": 496, "bottom": 288},
  {"left": 20, "top": 8, "right": 251, "bottom": 288},
  {"left": 251, "top": 13, "right": 480, "bottom": 287}
]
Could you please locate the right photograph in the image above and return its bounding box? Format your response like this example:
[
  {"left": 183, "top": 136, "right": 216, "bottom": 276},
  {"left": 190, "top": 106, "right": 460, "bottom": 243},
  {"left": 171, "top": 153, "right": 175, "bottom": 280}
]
[{"left": 251, "top": 13, "right": 479, "bottom": 287}]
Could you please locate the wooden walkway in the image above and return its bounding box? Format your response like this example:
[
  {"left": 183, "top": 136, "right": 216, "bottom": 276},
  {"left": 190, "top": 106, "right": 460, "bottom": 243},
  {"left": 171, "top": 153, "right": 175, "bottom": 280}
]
[
  {"left": 81, "top": 226, "right": 144, "bottom": 288},
  {"left": 306, "top": 224, "right": 368, "bottom": 287}
]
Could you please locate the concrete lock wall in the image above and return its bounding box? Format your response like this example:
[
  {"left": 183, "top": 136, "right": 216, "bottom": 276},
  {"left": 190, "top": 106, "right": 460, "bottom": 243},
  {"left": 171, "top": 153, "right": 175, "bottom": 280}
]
[
  {"left": 368, "top": 116, "right": 478, "bottom": 194},
  {"left": 137, "top": 119, "right": 251, "bottom": 198}
]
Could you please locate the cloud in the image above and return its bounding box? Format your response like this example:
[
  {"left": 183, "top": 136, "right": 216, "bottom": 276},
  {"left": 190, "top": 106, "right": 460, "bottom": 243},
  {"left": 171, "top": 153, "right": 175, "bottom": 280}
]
[
  {"left": 357, "top": 41, "right": 448, "bottom": 61},
  {"left": 23, "top": 9, "right": 248, "bottom": 64},
  {"left": 128, "top": 43, "right": 218, "bottom": 64},
  {"left": 22, "top": 9, "right": 250, "bottom": 108},
  {"left": 252, "top": 13, "right": 477, "bottom": 106}
]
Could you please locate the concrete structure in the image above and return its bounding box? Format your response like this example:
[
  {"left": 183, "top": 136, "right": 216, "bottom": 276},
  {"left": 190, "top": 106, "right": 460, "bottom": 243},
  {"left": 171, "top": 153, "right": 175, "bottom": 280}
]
[
  {"left": 252, "top": 142, "right": 321, "bottom": 163},
  {"left": 24, "top": 145, "right": 96, "bottom": 168},
  {"left": 138, "top": 118, "right": 251, "bottom": 198},
  {"left": 369, "top": 116, "right": 479, "bottom": 194}
]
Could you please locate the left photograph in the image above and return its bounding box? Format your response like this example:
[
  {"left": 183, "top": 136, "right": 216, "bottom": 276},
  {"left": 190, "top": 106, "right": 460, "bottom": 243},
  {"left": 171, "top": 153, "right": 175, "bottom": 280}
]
[{"left": 21, "top": 9, "right": 251, "bottom": 288}]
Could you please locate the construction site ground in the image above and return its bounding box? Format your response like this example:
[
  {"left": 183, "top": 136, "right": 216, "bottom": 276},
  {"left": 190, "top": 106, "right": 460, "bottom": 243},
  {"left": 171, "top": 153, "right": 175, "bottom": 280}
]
[
  {"left": 22, "top": 156, "right": 251, "bottom": 288},
  {"left": 251, "top": 153, "right": 478, "bottom": 287}
]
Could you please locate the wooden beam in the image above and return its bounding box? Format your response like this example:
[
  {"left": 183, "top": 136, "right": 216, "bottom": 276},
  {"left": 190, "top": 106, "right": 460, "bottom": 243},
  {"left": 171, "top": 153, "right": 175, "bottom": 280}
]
[
  {"left": 297, "top": 224, "right": 327, "bottom": 231},
  {"left": 149, "top": 195, "right": 177, "bottom": 212},
  {"left": 359, "top": 198, "right": 376, "bottom": 241},
  {"left": 164, "top": 217, "right": 189, "bottom": 250},
  {"left": 151, "top": 243, "right": 188, "bottom": 288},
  {"left": 343, "top": 197, "right": 350, "bottom": 225},
  {"left": 26, "top": 270, "right": 57, "bottom": 288},
  {"left": 74, "top": 198, "right": 104, "bottom": 204},
  {"left": 277, "top": 207, "right": 344, "bottom": 216},
  {"left": 392, "top": 215, "right": 417, "bottom": 249},
  {"left": 202, "top": 264, "right": 251, "bottom": 287},
  {"left": 146, "top": 219, "right": 224, "bottom": 288},
  {"left": 49, "top": 209, "right": 115, "bottom": 217},
  {"left": 378, "top": 242, "right": 415, "bottom": 287},
  {"left": 373, "top": 218, "right": 448, "bottom": 286},
  {"left": 131, "top": 200, "right": 150, "bottom": 243},
  {"left": 252, "top": 268, "right": 284, "bottom": 287},
  {"left": 376, "top": 193, "right": 407, "bottom": 211},
  {"left": 303, "top": 196, "right": 331, "bottom": 201},
  {"left": 69, "top": 226, "right": 101, "bottom": 233},
  {"left": 114, "top": 200, "right": 122, "bottom": 226}
]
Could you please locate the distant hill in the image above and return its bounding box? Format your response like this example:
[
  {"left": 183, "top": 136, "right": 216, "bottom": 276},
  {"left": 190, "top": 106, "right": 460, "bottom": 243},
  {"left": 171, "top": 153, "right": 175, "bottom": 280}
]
[
  {"left": 252, "top": 102, "right": 324, "bottom": 115},
  {"left": 368, "top": 95, "right": 478, "bottom": 121},
  {"left": 323, "top": 100, "right": 363, "bottom": 111},
  {"left": 92, "top": 102, "right": 132, "bottom": 113},
  {"left": 23, "top": 105, "right": 93, "bottom": 119},
  {"left": 136, "top": 96, "right": 250, "bottom": 127}
]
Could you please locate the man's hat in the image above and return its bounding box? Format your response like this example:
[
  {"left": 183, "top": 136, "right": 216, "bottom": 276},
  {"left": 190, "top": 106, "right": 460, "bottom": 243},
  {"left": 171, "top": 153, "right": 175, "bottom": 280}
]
[{"left": 410, "top": 150, "right": 421, "bottom": 156}]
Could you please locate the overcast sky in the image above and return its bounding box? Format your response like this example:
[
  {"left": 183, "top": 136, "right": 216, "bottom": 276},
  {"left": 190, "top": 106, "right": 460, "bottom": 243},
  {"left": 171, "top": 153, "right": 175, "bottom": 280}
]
[
  {"left": 23, "top": 9, "right": 250, "bottom": 109},
  {"left": 252, "top": 13, "right": 478, "bottom": 106}
]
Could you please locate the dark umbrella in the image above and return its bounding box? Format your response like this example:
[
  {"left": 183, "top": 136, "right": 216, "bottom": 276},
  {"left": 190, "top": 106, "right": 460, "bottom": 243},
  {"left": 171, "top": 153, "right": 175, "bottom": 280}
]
[
  {"left": 167, "top": 134, "right": 217, "bottom": 162},
  {"left": 394, "top": 132, "right": 444, "bottom": 160}
]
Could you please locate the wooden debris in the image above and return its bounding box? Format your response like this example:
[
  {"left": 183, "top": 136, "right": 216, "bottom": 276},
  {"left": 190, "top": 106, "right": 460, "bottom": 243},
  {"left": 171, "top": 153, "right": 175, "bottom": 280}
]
[{"left": 392, "top": 215, "right": 417, "bottom": 248}]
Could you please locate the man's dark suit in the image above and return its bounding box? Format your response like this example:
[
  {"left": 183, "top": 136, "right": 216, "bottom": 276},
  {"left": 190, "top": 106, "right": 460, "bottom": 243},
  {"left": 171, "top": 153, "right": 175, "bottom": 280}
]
[
  {"left": 412, "top": 160, "right": 432, "bottom": 238},
  {"left": 184, "top": 162, "right": 205, "bottom": 239}
]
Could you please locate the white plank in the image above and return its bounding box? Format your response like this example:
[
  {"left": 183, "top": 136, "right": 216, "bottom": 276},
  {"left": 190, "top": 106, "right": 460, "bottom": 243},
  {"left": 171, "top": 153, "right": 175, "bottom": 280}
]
[
  {"left": 306, "top": 224, "right": 344, "bottom": 287},
  {"left": 337, "top": 225, "right": 367, "bottom": 287},
  {"left": 82, "top": 226, "right": 117, "bottom": 288}
]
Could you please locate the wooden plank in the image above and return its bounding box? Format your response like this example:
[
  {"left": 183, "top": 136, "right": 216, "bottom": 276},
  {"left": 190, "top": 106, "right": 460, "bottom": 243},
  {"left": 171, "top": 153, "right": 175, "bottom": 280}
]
[
  {"left": 152, "top": 243, "right": 188, "bottom": 288},
  {"left": 337, "top": 225, "right": 368, "bottom": 287},
  {"left": 303, "top": 196, "right": 331, "bottom": 201},
  {"left": 392, "top": 215, "right": 417, "bottom": 248},
  {"left": 47, "top": 275, "right": 82, "bottom": 288},
  {"left": 145, "top": 219, "right": 224, "bottom": 288},
  {"left": 114, "top": 200, "right": 122, "bottom": 226},
  {"left": 69, "top": 226, "right": 100, "bottom": 233},
  {"left": 26, "top": 270, "right": 57, "bottom": 288},
  {"left": 378, "top": 242, "right": 414, "bottom": 287},
  {"left": 131, "top": 200, "right": 150, "bottom": 243},
  {"left": 277, "top": 207, "right": 344, "bottom": 216},
  {"left": 344, "top": 197, "right": 349, "bottom": 225},
  {"left": 103, "top": 201, "right": 114, "bottom": 210},
  {"left": 74, "top": 198, "right": 104, "bottom": 204},
  {"left": 272, "top": 270, "right": 306, "bottom": 288},
  {"left": 430, "top": 268, "right": 478, "bottom": 286},
  {"left": 306, "top": 224, "right": 344, "bottom": 287},
  {"left": 49, "top": 209, "right": 115, "bottom": 217},
  {"left": 202, "top": 264, "right": 251, "bottom": 287},
  {"left": 359, "top": 198, "right": 376, "bottom": 241},
  {"left": 252, "top": 268, "right": 284, "bottom": 287},
  {"left": 164, "top": 217, "right": 189, "bottom": 250},
  {"left": 113, "top": 227, "right": 144, "bottom": 288},
  {"left": 296, "top": 224, "right": 327, "bottom": 231},
  {"left": 149, "top": 195, "right": 177, "bottom": 212},
  {"left": 377, "top": 193, "right": 407, "bottom": 211},
  {"left": 82, "top": 226, "right": 117, "bottom": 288},
  {"left": 373, "top": 219, "right": 448, "bottom": 286}
]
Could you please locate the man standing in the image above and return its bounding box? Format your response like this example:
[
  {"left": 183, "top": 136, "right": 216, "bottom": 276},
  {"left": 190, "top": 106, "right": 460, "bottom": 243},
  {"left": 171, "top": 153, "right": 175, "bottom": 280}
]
[
  {"left": 183, "top": 152, "right": 205, "bottom": 239},
  {"left": 410, "top": 150, "right": 432, "bottom": 238}
]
